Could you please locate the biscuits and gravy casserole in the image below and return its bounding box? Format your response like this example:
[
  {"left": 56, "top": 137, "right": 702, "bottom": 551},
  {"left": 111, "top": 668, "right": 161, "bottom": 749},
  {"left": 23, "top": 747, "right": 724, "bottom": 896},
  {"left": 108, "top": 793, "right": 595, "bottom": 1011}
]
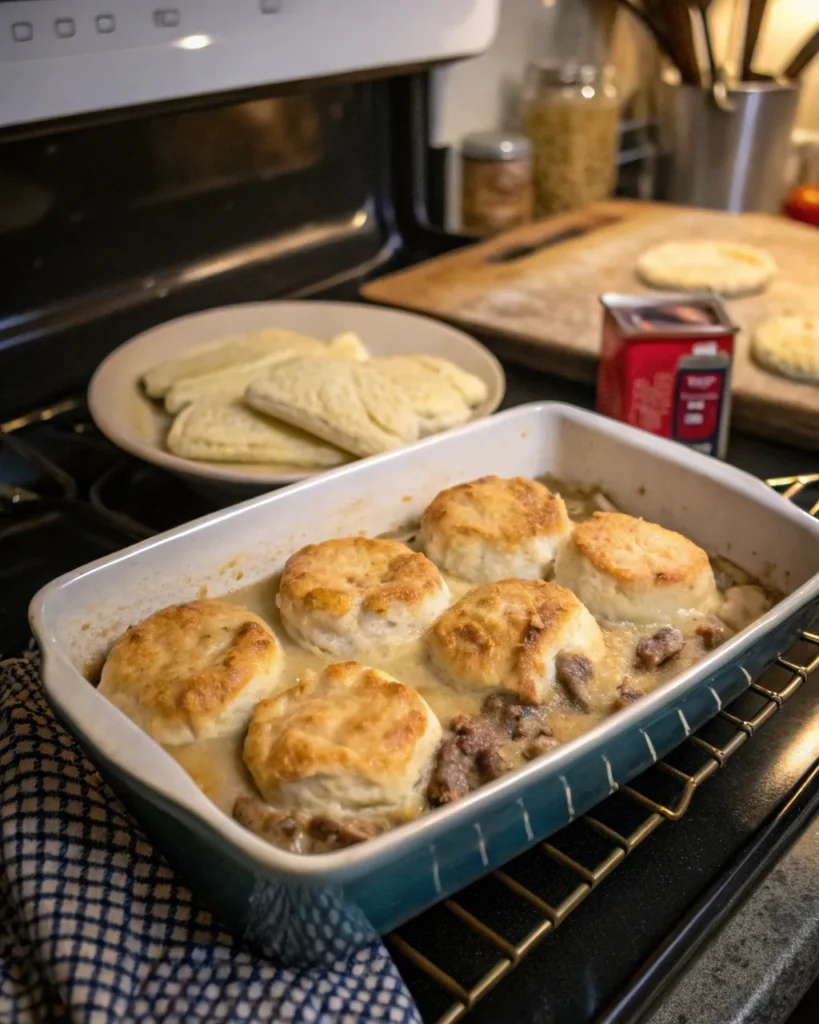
[{"left": 98, "top": 475, "right": 775, "bottom": 854}]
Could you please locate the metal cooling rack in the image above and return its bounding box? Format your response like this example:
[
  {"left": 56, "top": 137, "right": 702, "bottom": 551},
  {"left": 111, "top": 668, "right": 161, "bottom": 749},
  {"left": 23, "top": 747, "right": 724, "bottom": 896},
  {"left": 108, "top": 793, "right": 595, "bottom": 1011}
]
[{"left": 388, "top": 473, "right": 819, "bottom": 1024}]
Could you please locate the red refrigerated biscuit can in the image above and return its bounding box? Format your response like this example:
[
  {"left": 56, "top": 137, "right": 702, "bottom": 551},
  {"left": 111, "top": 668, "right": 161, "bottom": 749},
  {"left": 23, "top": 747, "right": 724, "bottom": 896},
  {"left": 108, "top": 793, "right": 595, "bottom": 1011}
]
[{"left": 596, "top": 292, "right": 737, "bottom": 459}]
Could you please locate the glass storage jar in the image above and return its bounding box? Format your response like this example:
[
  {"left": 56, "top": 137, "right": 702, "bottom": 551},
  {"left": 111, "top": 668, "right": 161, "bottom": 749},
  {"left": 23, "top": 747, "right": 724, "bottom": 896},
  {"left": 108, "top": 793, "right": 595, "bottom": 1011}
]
[
  {"left": 460, "top": 131, "right": 533, "bottom": 236},
  {"left": 522, "top": 63, "right": 620, "bottom": 216}
]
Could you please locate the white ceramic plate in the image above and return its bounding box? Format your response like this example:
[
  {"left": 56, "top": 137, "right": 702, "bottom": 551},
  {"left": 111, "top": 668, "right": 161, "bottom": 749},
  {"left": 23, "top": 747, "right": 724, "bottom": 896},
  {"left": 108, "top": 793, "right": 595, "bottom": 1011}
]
[{"left": 88, "top": 301, "right": 506, "bottom": 493}]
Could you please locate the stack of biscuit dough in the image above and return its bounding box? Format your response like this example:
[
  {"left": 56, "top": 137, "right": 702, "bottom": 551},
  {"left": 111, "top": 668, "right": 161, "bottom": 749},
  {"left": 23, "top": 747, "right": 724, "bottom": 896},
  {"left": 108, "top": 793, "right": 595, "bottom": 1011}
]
[{"left": 141, "top": 326, "right": 490, "bottom": 467}]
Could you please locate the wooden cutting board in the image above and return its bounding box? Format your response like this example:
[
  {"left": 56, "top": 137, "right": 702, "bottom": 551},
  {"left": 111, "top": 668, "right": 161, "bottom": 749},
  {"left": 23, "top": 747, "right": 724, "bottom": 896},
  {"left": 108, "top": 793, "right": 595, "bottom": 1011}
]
[{"left": 362, "top": 200, "right": 819, "bottom": 449}]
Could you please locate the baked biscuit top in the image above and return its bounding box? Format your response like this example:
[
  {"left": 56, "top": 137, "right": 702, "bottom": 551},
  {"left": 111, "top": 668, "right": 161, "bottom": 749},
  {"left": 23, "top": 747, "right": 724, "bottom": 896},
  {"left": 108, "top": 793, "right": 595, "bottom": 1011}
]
[
  {"left": 99, "top": 598, "right": 281, "bottom": 745},
  {"left": 571, "top": 512, "right": 711, "bottom": 585},
  {"left": 422, "top": 476, "right": 569, "bottom": 552},
  {"left": 279, "top": 537, "right": 447, "bottom": 618},
  {"left": 243, "top": 661, "right": 442, "bottom": 814}
]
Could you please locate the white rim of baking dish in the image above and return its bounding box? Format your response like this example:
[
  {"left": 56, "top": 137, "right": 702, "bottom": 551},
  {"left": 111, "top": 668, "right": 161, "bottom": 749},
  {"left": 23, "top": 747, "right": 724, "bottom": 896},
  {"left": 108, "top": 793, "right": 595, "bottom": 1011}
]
[{"left": 30, "top": 402, "right": 819, "bottom": 882}]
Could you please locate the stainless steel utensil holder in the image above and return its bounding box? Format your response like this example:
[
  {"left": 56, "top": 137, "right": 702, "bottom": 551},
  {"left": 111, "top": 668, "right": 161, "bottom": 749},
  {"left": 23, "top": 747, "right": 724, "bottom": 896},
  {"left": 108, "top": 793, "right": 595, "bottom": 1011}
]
[{"left": 659, "top": 80, "right": 801, "bottom": 213}]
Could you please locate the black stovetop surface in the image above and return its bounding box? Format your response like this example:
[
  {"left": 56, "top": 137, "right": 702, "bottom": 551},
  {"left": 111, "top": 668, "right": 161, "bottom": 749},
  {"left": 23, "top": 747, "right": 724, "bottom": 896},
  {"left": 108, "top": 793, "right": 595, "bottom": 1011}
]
[{"left": 3, "top": 349, "right": 818, "bottom": 1024}]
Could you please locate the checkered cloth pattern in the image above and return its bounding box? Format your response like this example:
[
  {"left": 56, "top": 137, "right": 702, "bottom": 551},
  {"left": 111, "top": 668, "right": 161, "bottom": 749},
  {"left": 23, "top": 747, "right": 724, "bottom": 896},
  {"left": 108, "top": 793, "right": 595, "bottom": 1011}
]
[{"left": 0, "top": 658, "right": 421, "bottom": 1024}]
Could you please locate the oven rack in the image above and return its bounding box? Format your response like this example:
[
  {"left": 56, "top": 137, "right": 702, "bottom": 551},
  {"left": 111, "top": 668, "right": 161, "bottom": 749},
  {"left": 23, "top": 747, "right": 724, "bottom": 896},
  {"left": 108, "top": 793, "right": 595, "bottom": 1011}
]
[{"left": 388, "top": 473, "right": 819, "bottom": 1024}]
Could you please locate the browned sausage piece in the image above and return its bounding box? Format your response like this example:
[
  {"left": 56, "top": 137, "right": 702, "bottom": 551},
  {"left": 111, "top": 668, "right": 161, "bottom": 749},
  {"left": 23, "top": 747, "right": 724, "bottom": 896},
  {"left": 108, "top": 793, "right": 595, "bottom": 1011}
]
[
  {"left": 635, "top": 627, "right": 685, "bottom": 669},
  {"left": 523, "top": 733, "right": 560, "bottom": 759},
  {"left": 513, "top": 711, "right": 553, "bottom": 743},
  {"left": 615, "top": 680, "right": 645, "bottom": 710},
  {"left": 476, "top": 746, "right": 510, "bottom": 781},
  {"left": 696, "top": 620, "right": 727, "bottom": 650},
  {"left": 428, "top": 692, "right": 557, "bottom": 804},
  {"left": 452, "top": 714, "right": 511, "bottom": 783},
  {"left": 451, "top": 713, "right": 500, "bottom": 757},
  {"left": 428, "top": 737, "right": 471, "bottom": 806},
  {"left": 555, "top": 651, "right": 595, "bottom": 710},
  {"left": 233, "top": 796, "right": 311, "bottom": 853},
  {"left": 309, "top": 816, "right": 378, "bottom": 848}
]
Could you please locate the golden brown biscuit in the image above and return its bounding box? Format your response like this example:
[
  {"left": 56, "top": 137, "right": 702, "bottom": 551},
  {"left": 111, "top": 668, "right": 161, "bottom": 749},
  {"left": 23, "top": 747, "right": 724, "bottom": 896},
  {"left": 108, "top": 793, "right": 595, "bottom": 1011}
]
[
  {"left": 427, "top": 579, "right": 605, "bottom": 704},
  {"left": 277, "top": 537, "right": 450, "bottom": 657},
  {"left": 554, "top": 512, "right": 719, "bottom": 625},
  {"left": 420, "top": 476, "right": 571, "bottom": 583},
  {"left": 99, "top": 599, "right": 282, "bottom": 745},
  {"left": 243, "top": 661, "right": 442, "bottom": 817}
]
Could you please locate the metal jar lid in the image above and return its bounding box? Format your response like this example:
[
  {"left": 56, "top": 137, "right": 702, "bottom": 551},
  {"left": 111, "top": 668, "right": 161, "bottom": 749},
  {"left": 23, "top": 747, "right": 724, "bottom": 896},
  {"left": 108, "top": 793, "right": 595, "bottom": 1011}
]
[
  {"left": 528, "top": 62, "right": 615, "bottom": 89},
  {"left": 461, "top": 131, "right": 532, "bottom": 162}
]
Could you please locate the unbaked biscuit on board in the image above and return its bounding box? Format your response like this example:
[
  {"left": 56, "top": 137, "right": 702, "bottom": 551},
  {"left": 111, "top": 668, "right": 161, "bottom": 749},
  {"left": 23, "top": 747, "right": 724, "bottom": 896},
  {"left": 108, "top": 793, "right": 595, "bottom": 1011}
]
[
  {"left": 636, "top": 240, "right": 776, "bottom": 297},
  {"left": 752, "top": 316, "right": 819, "bottom": 384}
]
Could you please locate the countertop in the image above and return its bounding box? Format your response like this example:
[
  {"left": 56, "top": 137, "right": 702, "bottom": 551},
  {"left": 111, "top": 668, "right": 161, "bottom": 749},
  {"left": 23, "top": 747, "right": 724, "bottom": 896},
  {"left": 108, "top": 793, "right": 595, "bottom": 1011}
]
[{"left": 642, "top": 813, "right": 819, "bottom": 1024}]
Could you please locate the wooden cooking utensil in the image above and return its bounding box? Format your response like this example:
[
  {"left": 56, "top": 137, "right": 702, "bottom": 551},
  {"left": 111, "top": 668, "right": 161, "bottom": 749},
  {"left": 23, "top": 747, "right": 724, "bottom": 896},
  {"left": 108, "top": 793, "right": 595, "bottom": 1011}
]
[
  {"left": 688, "top": 0, "right": 734, "bottom": 109},
  {"left": 665, "top": 0, "right": 702, "bottom": 84},
  {"left": 643, "top": 0, "right": 703, "bottom": 79},
  {"left": 612, "top": 0, "right": 678, "bottom": 67},
  {"left": 696, "top": 0, "right": 719, "bottom": 85},
  {"left": 783, "top": 26, "right": 819, "bottom": 80},
  {"left": 641, "top": 0, "right": 673, "bottom": 37},
  {"left": 741, "top": 0, "right": 769, "bottom": 80}
]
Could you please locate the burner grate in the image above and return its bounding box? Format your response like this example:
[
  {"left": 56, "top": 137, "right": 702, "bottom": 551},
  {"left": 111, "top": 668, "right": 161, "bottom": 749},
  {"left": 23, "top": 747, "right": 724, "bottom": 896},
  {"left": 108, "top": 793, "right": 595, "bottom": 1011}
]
[
  {"left": 388, "top": 475, "right": 819, "bottom": 1024},
  {"left": 768, "top": 473, "right": 819, "bottom": 515}
]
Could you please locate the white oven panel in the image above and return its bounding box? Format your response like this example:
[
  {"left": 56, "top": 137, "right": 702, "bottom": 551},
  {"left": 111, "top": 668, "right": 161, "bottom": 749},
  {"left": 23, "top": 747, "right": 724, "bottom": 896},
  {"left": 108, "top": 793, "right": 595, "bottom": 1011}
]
[{"left": 0, "top": 0, "right": 499, "bottom": 128}]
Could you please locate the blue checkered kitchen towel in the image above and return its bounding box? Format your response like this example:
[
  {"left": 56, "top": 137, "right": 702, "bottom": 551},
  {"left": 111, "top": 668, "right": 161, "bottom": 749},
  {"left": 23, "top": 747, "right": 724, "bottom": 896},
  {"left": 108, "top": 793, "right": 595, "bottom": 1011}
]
[{"left": 0, "top": 658, "right": 421, "bottom": 1024}]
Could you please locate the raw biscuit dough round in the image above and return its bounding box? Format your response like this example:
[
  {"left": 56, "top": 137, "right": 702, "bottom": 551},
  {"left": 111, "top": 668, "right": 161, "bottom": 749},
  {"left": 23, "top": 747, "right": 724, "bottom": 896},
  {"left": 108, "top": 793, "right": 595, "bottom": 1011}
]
[
  {"left": 636, "top": 241, "right": 776, "bottom": 297},
  {"left": 751, "top": 316, "right": 819, "bottom": 384}
]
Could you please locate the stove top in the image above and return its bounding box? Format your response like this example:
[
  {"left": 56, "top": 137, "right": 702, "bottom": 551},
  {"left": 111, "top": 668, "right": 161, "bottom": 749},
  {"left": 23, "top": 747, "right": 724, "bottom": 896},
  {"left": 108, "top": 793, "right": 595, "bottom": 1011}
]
[
  {"left": 5, "top": 63, "right": 817, "bottom": 1024},
  {"left": 4, "top": 352, "right": 819, "bottom": 1024},
  {"left": 0, "top": 400, "right": 212, "bottom": 658}
]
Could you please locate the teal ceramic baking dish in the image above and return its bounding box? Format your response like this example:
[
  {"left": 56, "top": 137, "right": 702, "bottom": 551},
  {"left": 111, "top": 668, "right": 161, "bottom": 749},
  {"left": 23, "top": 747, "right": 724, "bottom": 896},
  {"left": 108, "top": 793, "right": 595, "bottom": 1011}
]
[{"left": 30, "top": 403, "right": 819, "bottom": 964}]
